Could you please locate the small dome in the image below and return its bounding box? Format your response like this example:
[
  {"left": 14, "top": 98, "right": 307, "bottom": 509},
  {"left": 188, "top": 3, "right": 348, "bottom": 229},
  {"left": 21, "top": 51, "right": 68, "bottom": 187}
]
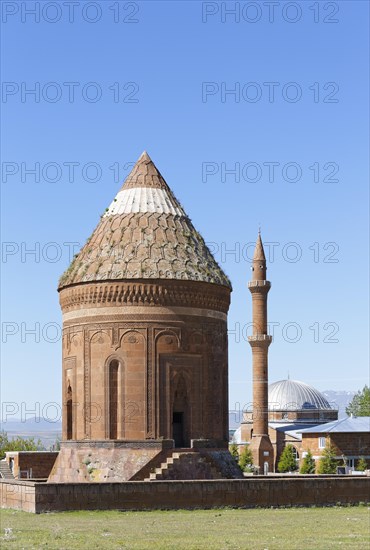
[{"left": 268, "top": 379, "right": 332, "bottom": 411}]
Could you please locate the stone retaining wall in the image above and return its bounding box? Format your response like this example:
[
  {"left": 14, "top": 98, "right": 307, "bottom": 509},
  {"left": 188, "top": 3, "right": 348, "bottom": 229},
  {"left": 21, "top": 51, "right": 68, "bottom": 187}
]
[{"left": 1, "top": 476, "right": 369, "bottom": 514}]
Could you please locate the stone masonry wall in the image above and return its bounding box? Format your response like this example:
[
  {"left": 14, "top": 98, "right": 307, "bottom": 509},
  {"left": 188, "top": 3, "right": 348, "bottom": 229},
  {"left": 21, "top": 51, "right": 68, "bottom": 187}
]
[
  {"left": 48, "top": 443, "right": 168, "bottom": 483},
  {"left": 1, "top": 477, "right": 369, "bottom": 514}
]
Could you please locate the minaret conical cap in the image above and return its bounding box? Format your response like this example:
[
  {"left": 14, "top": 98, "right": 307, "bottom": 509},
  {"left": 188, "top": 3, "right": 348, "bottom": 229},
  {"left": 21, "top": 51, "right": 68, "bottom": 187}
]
[
  {"left": 58, "top": 152, "right": 231, "bottom": 290},
  {"left": 253, "top": 231, "right": 266, "bottom": 261}
]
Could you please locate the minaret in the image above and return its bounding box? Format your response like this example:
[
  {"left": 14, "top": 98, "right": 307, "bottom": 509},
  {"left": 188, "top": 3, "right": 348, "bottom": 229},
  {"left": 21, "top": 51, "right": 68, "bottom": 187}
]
[{"left": 248, "top": 231, "right": 274, "bottom": 473}]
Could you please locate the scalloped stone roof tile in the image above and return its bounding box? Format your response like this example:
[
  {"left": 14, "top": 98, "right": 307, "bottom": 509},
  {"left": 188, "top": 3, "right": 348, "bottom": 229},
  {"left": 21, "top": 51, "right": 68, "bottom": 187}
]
[{"left": 59, "top": 152, "right": 231, "bottom": 290}]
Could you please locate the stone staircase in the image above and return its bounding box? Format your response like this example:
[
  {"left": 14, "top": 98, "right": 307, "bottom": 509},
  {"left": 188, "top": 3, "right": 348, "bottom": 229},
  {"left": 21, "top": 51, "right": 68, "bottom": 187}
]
[
  {"left": 144, "top": 450, "right": 223, "bottom": 481},
  {"left": 0, "top": 460, "right": 15, "bottom": 479}
]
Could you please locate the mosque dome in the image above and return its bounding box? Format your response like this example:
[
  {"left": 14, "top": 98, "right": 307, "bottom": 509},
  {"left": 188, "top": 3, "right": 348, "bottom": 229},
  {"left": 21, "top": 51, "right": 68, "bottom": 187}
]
[{"left": 268, "top": 379, "right": 332, "bottom": 411}]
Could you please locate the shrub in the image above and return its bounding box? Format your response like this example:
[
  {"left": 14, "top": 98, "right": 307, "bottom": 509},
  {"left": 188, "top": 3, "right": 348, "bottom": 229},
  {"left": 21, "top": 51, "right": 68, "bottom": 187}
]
[
  {"left": 300, "top": 450, "right": 316, "bottom": 474},
  {"left": 0, "top": 431, "right": 44, "bottom": 459},
  {"left": 229, "top": 443, "right": 239, "bottom": 461},
  {"left": 278, "top": 444, "right": 298, "bottom": 473},
  {"left": 356, "top": 457, "right": 368, "bottom": 471},
  {"left": 317, "top": 443, "right": 338, "bottom": 474},
  {"left": 238, "top": 445, "right": 254, "bottom": 472}
]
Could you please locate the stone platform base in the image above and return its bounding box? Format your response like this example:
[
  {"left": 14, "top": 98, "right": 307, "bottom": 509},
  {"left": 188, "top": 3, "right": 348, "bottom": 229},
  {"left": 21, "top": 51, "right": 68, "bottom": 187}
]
[{"left": 48, "top": 440, "right": 242, "bottom": 483}]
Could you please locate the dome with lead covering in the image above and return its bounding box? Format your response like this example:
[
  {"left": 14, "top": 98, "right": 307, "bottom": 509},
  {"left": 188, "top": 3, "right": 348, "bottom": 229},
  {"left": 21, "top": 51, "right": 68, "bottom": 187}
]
[
  {"left": 268, "top": 379, "right": 332, "bottom": 411},
  {"left": 58, "top": 151, "right": 231, "bottom": 290}
]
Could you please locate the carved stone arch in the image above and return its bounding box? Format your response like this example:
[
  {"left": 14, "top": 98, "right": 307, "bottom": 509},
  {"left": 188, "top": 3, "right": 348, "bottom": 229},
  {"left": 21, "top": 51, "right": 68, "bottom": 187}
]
[
  {"left": 117, "top": 329, "right": 146, "bottom": 350},
  {"left": 104, "top": 353, "right": 124, "bottom": 368},
  {"left": 63, "top": 332, "right": 69, "bottom": 353},
  {"left": 89, "top": 329, "right": 111, "bottom": 344},
  {"left": 63, "top": 327, "right": 81, "bottom": 353},
  {"left": 70, "top": 332, "right": 82, "bottom": 350},
  {"left": 155, "top": 329, "right": 181, "bottom": 351},
  {"left": 189, "top": 329, "right": 206, "bottom": 351}
]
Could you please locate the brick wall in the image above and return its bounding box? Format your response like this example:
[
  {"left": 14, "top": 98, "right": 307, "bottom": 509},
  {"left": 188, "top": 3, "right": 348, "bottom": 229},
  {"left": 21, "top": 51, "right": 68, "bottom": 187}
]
[
  {"left": 302, "top": 432, "right": 370, "bottom": 458},
  {"left": 5, "top": 452, "right": 59, "bottom": 479},
  {"left": 1, "top": 477, "right": 369, "bottom": 514}
]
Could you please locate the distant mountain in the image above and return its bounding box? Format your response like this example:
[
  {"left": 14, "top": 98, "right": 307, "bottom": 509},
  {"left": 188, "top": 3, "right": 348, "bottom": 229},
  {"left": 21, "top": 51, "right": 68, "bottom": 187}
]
[
  {"left": 0, "top": 417, "right": 61, "bottom": 433},
  {"left": 0, "top": 417, "right": 62, "bottom": 449},
  {"left": 229, "top": 410, "right": 244, "bottom": 430},
  {"left": 321, "top": 390, "right": 356, "bottom": 418}
]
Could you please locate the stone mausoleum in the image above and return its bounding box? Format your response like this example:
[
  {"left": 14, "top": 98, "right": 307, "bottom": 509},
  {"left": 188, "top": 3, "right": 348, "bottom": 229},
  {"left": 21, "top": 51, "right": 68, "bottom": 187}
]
[{"left": 49, "top": 151, "right": 242, "bottom": 482}]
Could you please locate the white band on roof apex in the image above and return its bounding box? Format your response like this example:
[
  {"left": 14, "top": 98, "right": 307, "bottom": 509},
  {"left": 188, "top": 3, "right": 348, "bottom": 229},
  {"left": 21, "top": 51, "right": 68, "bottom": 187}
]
[{"left": 104, "top": 187, "right": 184, "bottom": 217}]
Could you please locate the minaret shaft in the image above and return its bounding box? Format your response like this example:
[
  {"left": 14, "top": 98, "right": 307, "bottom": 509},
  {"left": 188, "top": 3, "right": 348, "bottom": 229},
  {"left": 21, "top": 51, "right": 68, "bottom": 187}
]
[
  {"left": 251, "top": 344, "right": 269, "bottom": 435},
  {"left": 251, "top": 293, "right": 268, "bottom": 335},
  {"left": 248, "top": 232, "right": 274, "bottom": 473}
]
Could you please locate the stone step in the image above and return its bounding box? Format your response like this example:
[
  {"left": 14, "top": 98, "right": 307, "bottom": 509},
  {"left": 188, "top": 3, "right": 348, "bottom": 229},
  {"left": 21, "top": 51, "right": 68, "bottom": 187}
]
[
  {"left": 0, "top": 461, "right": 14, "bottom": 479},
  {"left": 172, "top": 452, "right": 194, "bottom": 460},
  {"left": 146, "top": 450, "right": 224, "bottom": 481}
]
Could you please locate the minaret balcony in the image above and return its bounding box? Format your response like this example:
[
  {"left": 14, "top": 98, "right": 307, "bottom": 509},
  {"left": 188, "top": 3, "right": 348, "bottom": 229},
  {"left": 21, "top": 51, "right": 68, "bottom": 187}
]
[
  {"left": 248, "top": 280, "right": 271, "bottom": 293},
  {"left": 248, "top": 334, "right": 272, "bottom": 347},
  {"left": 248, "top": 280, "right": 271, "bottom": 288}
]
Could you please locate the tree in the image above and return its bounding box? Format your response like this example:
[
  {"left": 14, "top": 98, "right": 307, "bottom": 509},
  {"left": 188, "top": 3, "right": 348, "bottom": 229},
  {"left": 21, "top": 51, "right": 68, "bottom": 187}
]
[
  {"left": 0, "top": 431, "right": 44, "bottom": 459},
  {"left": 50, "top": 436, "right": 61, "bottom": 452},
  {"left": 317, "top": 442, "right": 338, "bottom": 474},
  {"left": 346, "top": 385, "right": 370, "bottom": 417},
  {"left": 356, "top": 457, "right": 368, "bottom": 471},
  {"left": 300, "top": 449, "right": 316, "bottom": 474},
  {"left": 229, "top": 443, "right": 239, "bottom": 461},
  {"left": 238, "top": 445, "right": 254, "bottom": 472},
  {"left": 277, "top": 444, "right": 298, "bottom": 473}
]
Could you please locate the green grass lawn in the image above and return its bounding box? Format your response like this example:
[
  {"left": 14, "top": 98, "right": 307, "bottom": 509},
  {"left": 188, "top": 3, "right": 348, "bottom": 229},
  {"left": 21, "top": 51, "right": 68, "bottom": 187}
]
[{"left": 0, "top": 506, "right": 369, "bottom": 549}]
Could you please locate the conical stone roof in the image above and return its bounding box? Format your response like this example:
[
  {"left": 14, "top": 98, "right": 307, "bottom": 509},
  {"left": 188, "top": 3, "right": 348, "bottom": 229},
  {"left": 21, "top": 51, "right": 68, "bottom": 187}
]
[{"left": 59, "top": 152, "right": 231, "bottom": 290}]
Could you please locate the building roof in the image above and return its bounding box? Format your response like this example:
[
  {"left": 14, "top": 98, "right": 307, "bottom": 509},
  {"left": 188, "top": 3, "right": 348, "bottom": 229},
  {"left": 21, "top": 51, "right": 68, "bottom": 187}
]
[
  {"left": 297, "top": 416, "right": 370, "bottom": 434},
  {"left": 268, "top": 379, "right": 333, "bottom": 411},
  {"left": 271, "top": 423, "right": 322, "bottom": 441},
  {"left": 58, "top": 152, "right": 231, "bottom": 290}
]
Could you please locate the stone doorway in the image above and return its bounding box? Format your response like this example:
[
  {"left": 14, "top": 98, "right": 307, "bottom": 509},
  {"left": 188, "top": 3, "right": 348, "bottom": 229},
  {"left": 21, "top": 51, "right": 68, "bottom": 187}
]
[
  {"left": 172, "top": 412, "right": 184, "bottom": 447},
  {"left": 159, "top": 354, "right": 202, "bottom": 445}
]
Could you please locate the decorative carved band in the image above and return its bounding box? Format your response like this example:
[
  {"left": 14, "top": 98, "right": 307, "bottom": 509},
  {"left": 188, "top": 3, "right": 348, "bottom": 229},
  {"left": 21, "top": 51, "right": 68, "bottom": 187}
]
[
  {"left": 60, "top": 439, "right": 174, "bottom": 449},
  {"left": 59, "top": 280, "right": 230, "bottom": 314},
  {"left": 62, "top": 306, "right": 227, "bottom": 324}
]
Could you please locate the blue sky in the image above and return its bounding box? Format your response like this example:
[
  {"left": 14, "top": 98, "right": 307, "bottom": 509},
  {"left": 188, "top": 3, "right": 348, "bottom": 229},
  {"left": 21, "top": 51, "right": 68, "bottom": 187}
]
[{"left": 1, "top": 1, "right": 369, "bottom": 419}]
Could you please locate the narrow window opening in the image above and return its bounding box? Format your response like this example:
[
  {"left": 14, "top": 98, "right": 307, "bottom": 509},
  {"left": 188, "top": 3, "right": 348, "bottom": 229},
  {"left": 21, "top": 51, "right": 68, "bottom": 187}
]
[
  {"left": 66, "top": 382, "right": 73, "bottom": 440},
  {"left": 109, "top": 360, "right": 119, "bottom": 439}
]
